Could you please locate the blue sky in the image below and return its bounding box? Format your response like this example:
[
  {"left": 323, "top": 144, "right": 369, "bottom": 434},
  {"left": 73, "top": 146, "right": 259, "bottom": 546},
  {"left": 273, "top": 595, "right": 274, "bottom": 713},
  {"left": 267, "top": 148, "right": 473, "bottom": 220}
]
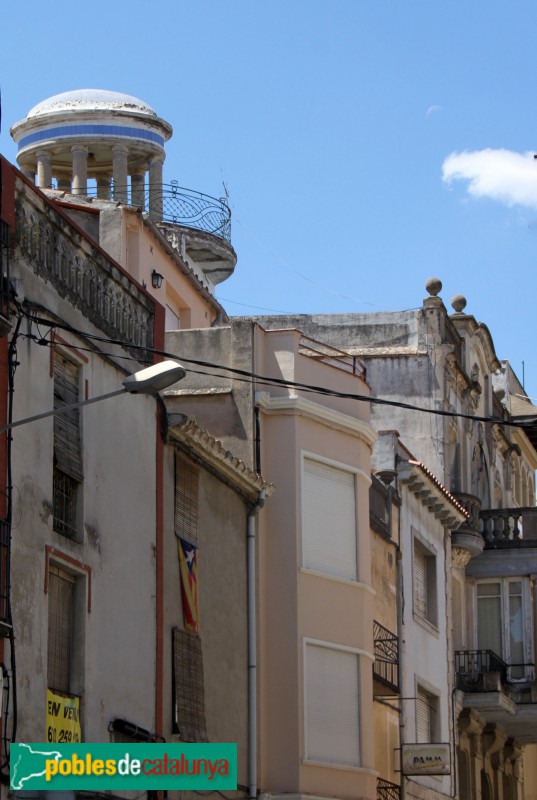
[{"left": 1, "top": 1, "right": 537, "bottom": 397}]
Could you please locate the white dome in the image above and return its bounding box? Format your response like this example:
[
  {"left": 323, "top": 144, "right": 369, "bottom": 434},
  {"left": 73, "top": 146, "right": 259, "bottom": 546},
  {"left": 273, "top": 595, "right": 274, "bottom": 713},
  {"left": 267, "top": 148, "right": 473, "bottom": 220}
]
[{"left": 27, "top": 89, "right": 157, "bottom": 119}]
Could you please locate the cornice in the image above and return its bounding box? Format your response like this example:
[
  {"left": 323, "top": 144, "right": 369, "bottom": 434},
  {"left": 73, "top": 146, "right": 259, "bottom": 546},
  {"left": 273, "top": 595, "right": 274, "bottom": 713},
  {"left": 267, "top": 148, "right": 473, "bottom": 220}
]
[
  {"left": 255, "top": 392, "right": 377, "bottom": 448},
  {"left": 398, "top": 459, "right": 469, "bottom": 529},
  {"left": 167, "top": 413, "right": 273, "bottom": 502}
]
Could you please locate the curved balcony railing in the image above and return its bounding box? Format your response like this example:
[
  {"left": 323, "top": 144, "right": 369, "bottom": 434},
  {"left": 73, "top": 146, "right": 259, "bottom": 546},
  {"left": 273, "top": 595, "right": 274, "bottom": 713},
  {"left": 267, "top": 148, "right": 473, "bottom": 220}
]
[{"left": 83, "top": 182, "right": 232, "bottom": 242}]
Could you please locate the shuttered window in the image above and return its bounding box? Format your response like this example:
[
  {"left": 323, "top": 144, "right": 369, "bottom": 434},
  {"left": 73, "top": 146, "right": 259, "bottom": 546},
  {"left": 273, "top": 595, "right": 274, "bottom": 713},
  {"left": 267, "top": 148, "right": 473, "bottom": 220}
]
[
  {"left": 47, "top": 569, "right": 75, "bottom": 693},
  {"left": 477, "top": 580, "right": 528, "bottom": 680},
  {"left": 305, "top": 644, "right": 360, "bottom": 766},
  {"left": 302, "top": 458, "right": 357, "bottom": 581},
  {"left": 54, "top": 353, "right": 83, "bottom": 481},
  {"left": 416, "top": 686, "right": 437, "bottom": 743},
  {"left": 175, "top": 454, "right": 199, "bottom": 546},
  {"left": 413, "top": 538, "right": 437, "bottom": 626},
  {"left": 53, "top": 352, "right": 82, "bottom": 539},
  {"left": 172, "top": 628, "right": 208, "bottom": 742}
]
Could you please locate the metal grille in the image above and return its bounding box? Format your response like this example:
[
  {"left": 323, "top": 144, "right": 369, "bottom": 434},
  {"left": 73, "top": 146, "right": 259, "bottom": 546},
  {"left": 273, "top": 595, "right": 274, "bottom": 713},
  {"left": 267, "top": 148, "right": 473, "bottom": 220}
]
[
  {"left": 172, "top": 627, "right": 208, "bottom": 742},
  {"left": 175, "top": 454, "right": 199, "bottom": 547},
  {"left": 53, "top": 468, "right": 78, "bottom": 539},
  {"left": 377, "top": 778, "right": 401, "bottom": 800},
  {"left": 47, "top": 570, "right": 74, "bottom": 693},
  {"left": 373, "top": 621, "right": 399, "bottom": 693}
]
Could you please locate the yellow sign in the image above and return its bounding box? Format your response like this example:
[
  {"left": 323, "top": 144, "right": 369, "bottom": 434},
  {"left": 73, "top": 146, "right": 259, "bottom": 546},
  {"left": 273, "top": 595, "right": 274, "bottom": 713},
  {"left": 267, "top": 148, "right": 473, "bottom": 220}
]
[{"left": 46, "top": 689, "right": 82, "bottom": 743}]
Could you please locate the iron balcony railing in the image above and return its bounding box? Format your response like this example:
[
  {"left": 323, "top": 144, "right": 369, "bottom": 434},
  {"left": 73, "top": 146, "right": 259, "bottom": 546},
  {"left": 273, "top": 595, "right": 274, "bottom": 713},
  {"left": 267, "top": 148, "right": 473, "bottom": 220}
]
[
  {"left": 298, "top": 335, "right": 367, "bottom": 381},
  {"left": 373, "top": 620, "right": 399, "bottom": 694},
  {"left": 377, "top": 777, "right": 401, "bottom": 800},
  {"left": 85, "top": 182, "right": 232, "bottom": 242},
  {"left": 455, "top": 649, "right": 508, "bottom": 690}
]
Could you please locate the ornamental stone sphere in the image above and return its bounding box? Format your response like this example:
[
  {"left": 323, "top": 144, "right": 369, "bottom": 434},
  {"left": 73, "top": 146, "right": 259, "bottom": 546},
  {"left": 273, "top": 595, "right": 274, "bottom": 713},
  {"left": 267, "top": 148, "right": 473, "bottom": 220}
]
[{"left": 425, "top": 277, "right": 442, "bottom": 297}]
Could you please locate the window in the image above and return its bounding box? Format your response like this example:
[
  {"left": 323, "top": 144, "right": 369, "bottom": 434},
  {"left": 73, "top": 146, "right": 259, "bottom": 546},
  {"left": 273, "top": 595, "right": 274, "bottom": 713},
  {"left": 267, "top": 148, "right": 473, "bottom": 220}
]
[
  {"left": 172, "top": 627, "right": 208, "bottom": 742},
  {"left": 53, "top": 352, "right": 83, "bottom": 539},
  {"left": 477, "top": 579, "right": 528, "bottom": 680},
  {"left": 305, "top": 643, "right": 361, "bottom": 767},
  {"left": 302, "top": 457, "right": 357, "bottom": 581},
  {"left": 47, "top": 567, "right": 75, "bottom": 693},
  {"left": 413, "top": 537, "right": 437, "bottom": 627},
  {"left": 416, "top": 685, "right": 439, "bottom": 743}
]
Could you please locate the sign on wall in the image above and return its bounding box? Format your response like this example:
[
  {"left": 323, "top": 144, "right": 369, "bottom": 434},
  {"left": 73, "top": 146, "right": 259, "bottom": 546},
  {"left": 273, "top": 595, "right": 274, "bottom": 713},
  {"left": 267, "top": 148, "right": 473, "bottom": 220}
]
[
  {"left": 46, "top": 689, "right": 82, "bottom": 743},
  {"left": 401, "top": 743, "right": 451, "bottom": 775}
]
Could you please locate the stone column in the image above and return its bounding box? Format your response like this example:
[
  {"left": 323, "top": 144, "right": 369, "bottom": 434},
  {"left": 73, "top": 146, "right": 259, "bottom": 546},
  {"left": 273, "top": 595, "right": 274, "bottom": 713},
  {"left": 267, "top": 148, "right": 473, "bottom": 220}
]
[
  {"left": 21, "top": 167, "right": 36, "bottom": 184},
  {"left": 71, "top": 145, "right": 88, "bottom": 195},
  {"left": 131, "top": 169, "right": 146, "bottom": 210},
  {"left": 57, "top": 175, "right": 71, "bottom": 193},
  {"left": 148, "top": 156, "right": 164, "bottom": 221},
  {"left": 36, "top": 150, "right": 52, "bottom": 188},
  {"left": 97, "top": 175, "right": 112, "bottom": 200},
  {"left": 112, "top": 145, "right": 129, "bottom": 202}
]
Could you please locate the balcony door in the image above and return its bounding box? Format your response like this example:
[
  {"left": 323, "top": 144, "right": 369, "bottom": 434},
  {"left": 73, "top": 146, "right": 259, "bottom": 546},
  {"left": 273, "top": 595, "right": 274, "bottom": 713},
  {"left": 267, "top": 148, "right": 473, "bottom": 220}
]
[{"left": 476, "top": 579, "right": 528, "bottom": 681}]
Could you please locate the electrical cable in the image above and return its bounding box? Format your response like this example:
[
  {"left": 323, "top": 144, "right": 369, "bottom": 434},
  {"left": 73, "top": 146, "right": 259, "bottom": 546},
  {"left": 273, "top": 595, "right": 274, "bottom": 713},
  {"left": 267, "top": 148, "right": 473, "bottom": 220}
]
[{"left": 17, "top": 307, "right": 537, "bottom": 435}]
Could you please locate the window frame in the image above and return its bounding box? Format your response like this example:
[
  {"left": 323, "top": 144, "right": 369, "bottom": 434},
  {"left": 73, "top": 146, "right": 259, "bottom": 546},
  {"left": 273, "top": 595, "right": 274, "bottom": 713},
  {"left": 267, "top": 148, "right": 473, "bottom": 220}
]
[
  {"left": 475, "top": 577, "right": 532, "bottom": 682},
  {"left": 301, "top": 452, "right": 360, "bottom": 583},
  {"left": 303, "top": 638, "right": 366, "bottom": 769},
  {"left": 412, "top": 531, "right": 438, "bottom": 630}
]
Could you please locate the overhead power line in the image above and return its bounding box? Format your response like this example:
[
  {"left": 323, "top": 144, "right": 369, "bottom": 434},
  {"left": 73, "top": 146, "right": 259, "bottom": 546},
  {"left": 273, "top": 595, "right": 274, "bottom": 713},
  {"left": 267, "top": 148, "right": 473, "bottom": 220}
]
[{"left": 18, "top": 308, "right": 537, "bottom": 435}]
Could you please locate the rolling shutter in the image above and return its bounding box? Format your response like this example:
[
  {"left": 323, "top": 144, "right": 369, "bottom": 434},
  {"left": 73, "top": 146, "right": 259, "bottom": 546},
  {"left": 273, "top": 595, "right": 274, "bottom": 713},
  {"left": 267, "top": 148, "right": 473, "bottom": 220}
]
[
  {"left": 414, "top": 545, "right": 427, "bottom": 618},
  {"left": 175, "top": 454, "right": 199, "bottom": 546},
  {"left": 172, "top": 627, "right": 208, "bottom": 742},
  {"left": 302, "top": 458, "right": 357, "bottom": 581},
  {"left": 305, "top": 644, "right": 360, "bottom": 766},
  {"left": 416, "top": 687, "right": 432, "bottom": 743},
  {"left": 54, "top": 353, "right": 83, "bottom": 482},
  {"left": 47, "top": 569, "right": 75, "bottom": 693}
]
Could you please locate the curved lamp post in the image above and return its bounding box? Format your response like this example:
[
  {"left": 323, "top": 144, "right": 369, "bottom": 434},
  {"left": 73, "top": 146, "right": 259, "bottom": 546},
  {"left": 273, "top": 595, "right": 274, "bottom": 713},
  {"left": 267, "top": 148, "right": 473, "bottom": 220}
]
[{"left": 0, "top": 360, "right": 186, "bottom": 433}]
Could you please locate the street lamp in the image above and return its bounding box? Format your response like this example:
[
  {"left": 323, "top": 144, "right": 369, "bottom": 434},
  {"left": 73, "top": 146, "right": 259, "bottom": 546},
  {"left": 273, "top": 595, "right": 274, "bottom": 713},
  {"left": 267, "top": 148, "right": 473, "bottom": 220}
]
[{"left": 0, "top": 360, "right": 186, "bottom": 433}]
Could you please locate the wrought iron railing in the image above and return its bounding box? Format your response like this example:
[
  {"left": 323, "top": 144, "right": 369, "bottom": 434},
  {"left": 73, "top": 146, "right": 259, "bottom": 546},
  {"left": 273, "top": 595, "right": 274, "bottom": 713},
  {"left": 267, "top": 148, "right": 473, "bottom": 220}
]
[
  {"left": 377, "top": 777, "right": 401, "bottom": 800},
  {"left": 455, "top": 649, "right": 508, "bottom": 689},
  {"left": 85, "top": 182, "right": 232, "bottom": 242},
  {"left": 373, "top": 620, "right": 399, "bottom": 694},
  {"left": 480, "top": 507, "right": 537, "bottom": 547},
  {"left": 0, "top": 220, "right": 10, "bottom": 321}
]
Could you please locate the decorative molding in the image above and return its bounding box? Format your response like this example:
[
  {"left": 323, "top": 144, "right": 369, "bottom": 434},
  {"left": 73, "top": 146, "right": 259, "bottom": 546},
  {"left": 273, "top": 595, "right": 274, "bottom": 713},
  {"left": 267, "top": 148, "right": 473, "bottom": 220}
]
[
  {"left": 398, "top": 460, "right": 468, "bottom": 528},
  {"left": 256, "top": 392, "right": 377, "bottom": 448}
]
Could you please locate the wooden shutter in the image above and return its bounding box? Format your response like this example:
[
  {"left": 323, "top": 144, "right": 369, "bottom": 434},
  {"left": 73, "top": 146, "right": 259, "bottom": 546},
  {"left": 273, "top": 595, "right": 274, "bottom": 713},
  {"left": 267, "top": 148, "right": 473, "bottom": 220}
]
[
  {"left": 416, "top": 687, "right": 432, "bottom": 743},
  {"left": 477, "top": 582, "right": 502, "bottom": 656},
  {"left": 172, "top": 627, "right": 208, "bottom": 742},
  {"left": 47, "top": 569, "right": 74, "bottom": 693},
  {"left": 54, "top": 353, "right": 83, "bottom": 482},
  {"left": 302, "top": 458, "right": 357, "bottom": 581},
  {"left": 414, "top": 545, "right": 427, "bottom": 619},
  {"left": 305, "top": 644, "right": 360, "bottom": 766},
  {"left": 175, "top": 454, "right": 199, "bottom": 546}
]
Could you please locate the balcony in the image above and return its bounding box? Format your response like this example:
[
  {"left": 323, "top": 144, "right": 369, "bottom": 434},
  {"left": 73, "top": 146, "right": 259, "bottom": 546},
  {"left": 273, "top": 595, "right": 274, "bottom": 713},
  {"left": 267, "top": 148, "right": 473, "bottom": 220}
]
[
  {"left": 377, "top": 778, "right": 401, "bottom": 800},
  {"left": 373, "top": 620, "right": 399, "bottom": 696},
  {"left": 455, "top": 649, "right": 537, "bottom": 743},
  {"left": 480, "top": 507, "right": 537, "bottom": 548}
]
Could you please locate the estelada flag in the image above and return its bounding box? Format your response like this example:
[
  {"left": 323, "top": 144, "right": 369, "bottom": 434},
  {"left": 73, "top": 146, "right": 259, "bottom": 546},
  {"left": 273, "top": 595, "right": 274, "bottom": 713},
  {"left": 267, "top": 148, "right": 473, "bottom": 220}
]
[{"left": 178, "top": 536, "right": 199, "bottom": 632}]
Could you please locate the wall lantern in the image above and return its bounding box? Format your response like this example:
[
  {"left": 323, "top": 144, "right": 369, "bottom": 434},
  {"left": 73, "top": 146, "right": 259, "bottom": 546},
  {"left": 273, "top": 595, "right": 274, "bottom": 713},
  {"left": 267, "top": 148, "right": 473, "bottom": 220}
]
[{"left": 151, "top": 270, "right": 164, "bottom": 289}]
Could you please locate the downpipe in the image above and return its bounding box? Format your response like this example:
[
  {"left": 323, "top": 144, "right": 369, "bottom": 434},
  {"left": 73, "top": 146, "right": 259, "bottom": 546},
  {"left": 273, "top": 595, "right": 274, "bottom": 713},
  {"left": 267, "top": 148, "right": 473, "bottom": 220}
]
[{"left": 248, "top": 490, "right": 265, "bottom": 800}]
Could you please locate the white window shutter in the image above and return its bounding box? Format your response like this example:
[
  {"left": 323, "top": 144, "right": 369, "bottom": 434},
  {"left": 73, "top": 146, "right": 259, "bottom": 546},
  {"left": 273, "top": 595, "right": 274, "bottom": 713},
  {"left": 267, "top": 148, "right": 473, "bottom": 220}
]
[
  {"left": 302, "top": 459, "right": 357, "bottom": 581},
  {"left": 305, "top": 644, "right": 360, "bottom": 766}
]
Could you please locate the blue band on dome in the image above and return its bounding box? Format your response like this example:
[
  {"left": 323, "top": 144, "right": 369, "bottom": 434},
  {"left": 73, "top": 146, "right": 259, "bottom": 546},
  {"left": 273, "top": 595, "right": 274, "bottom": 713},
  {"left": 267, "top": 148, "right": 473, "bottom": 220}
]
[{"left": 18, "top": 124, "right": 165, "bottom": 150}]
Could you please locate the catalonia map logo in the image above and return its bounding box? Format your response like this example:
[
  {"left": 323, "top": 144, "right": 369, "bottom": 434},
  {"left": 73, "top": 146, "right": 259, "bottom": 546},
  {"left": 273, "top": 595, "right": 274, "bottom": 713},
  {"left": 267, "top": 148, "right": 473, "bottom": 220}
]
[{"left": 11, "top": 743, "right": 237, "bottom": 790}]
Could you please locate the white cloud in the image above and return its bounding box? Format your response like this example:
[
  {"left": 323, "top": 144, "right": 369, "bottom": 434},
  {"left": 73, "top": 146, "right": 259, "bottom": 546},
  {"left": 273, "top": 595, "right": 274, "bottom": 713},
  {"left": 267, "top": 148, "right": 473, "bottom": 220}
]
[
  {"left": 442, "top": 149, "right": 537, "bottom": 208},
  {"left": 426, "top": 104, "right": 444, "bottom": 117}
]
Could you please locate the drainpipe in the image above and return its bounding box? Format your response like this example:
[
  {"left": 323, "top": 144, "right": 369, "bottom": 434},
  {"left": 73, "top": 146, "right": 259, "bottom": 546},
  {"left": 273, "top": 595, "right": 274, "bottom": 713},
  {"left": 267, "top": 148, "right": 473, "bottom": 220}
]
[{"left": 248, "top": 489, "right": 265, "bottom": 800}]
